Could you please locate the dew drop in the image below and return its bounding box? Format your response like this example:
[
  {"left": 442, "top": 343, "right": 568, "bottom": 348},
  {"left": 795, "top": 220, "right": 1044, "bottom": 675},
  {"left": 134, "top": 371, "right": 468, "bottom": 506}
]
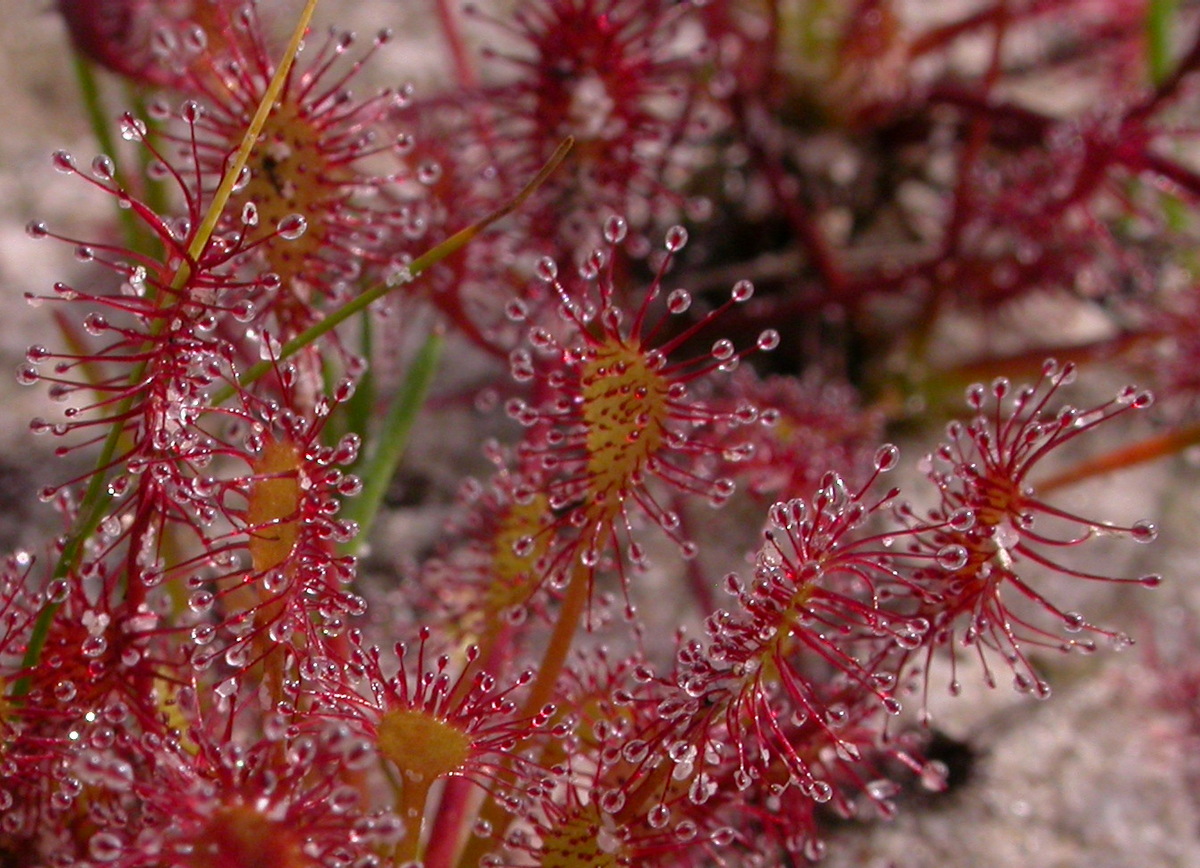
[
  {"left": 51, "top": 150, "right": 76, "bottom": 173},
  {"left": 948, "top": 507, "right": 976, "bottom": 531},
  {"left": 664, "top": 225, "right": 689, "bottom": 252},
  {"left": 731, "top": 279, "right": 754, "bottom": 302},
  {"left": 824, "top": 704, "right": 847, "bottom": 728},
  {"left": 603, "top": 214, "right": 628, "bottom": 244},
  {"left": 1130, "top": 520, "right": 1157, "bottom": 543},
  {"left": 90, "top": 831, "right": 124, "bottom": 862},
  {"left": 119, "top": 115, "right": 148, "bottom": 142},
  {"left": 599, "top": 789, "right": 626, "bottom": 813},
  {"left": 180, "top": 99, "right": 204, "bottom": 123},
  {"left": 534, "top": 256, "right": 558, "bottom": 282},
  {"left": 647, "top": 804, "right": 671, "bottom": 828},
  {"left": 417, "top": 161, "right": 442, "bottom": 184},
  {"left": 1062, "top": 611, "right": 1085, "bottom": 632},
  {"left": 188, "top": 590, "right": 214, "bottom": 613},
  {"left": 667, "top": 288, "right": 691, "bottom": 314},
  {"left": 711, "top": 338, "right": 735, "bottom": 361},
  {"left": 505, "top": 299, "right": 528, "bottom": 321},
  {"left": 622, "top": 739, "right": 650, "bottom": 763},
  {"left": 91, "top": 155, "right": 116, "bottom": 180},
  {"left": 936, "top": 544, "right": 969, "bottom": 571},
  {"left": 756, "top": 329, "right": 780, "bottom": 351},
  {"left": 873, "top": 443, "right": 900, "bottom": 471},
  {"left": 866, "top": 779, "right": 900, "bottom": 801},
  {"left": 276, "top": 214, "right": 307, "bottom": 240},
  {"left": 1109, "top": 631, "right": 1134, "bottom": 650},
  {"left": 688, "top": 773, "right": 717, "bottom": 804}
]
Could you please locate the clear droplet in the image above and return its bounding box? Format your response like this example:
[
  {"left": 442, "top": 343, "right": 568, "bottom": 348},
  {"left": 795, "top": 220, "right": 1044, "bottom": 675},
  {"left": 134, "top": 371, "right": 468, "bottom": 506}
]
[
  {"left": 647, "top": 804, "right": 671, "bottom": 828},
  {"left": 662, "top": 287, "right": 691, "bottom": 314},
  {"left": 90, "top": 831, "right": 124, "bottom": 862},
  {"left": 711, "top": 339, "right": 735, "bottom": 361},
  {"left": 188, "top": 590, "right": 214, "bottom": 613},
  {"left": 874, "top": 443, "right": 900, "bottom": 471},
  {"left": 603, "top": 214, "right": 628, "bottom": 244},
  {"left": 664, "top": 225, "right": 688, "bottom": 252},
  {"left": 51, "top": 150, "right": 76, "bottom": 173},
  {"left": 1130, "top": 520, "right": 1157, "bottom": 543},
  {"left": 417, "top": 161, "right": 442, "bottom": 184},
  {"left": 119, "top": 115, "right": 148, "bottom": 142},
  {"left": 276, "top": 214, "right": 307, "bottom": 240},
  {"left": 936, "top": 544, "right": 969, "bottom": 571},
  {"left": 180, "top": 99, "right": 204, "bottom": 123},
  {"left": 91, "top": 155, "right": 116, "bottom": 180},
  {"left": 1062, "top": 611, "right": 1085, "bottom": 632}
]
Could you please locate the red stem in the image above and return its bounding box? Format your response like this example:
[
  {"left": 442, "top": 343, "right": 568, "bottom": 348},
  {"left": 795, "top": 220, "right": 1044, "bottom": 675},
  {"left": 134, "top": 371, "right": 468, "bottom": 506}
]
[
  {"left": 1038, "top": 422, "right": 1200, "bottom": 493},
  {"left": 433, "top": 0, "right": 480, "bottom": 90}
]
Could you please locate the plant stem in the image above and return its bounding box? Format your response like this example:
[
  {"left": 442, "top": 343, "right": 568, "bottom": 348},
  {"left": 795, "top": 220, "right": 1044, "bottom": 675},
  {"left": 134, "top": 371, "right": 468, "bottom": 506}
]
[
  {"left": 1146, "top": 0, "right": 1180, "bottom": 86},
  {"left": 437, "top": 563, "right": 592, "bottom": 868},
  {"left": 523, "top": 562, "right": 591, "bottom": 718},
  {"left": 434, "top": 0, "right": 480, "bottom": 89},
  {"left": 339, "top": 326, "right": 445, "bottom": 554},
  {"left": 1038, "top": 422, "right": 1200, "bottom": 493},
  {"left": 70, "top": 53, "right": 142, "bottom": 250}
]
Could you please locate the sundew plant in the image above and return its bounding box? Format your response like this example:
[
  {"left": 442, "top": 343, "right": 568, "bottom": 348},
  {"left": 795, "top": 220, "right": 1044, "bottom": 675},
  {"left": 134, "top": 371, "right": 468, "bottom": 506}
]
[{"left": 4, "top": 0, "right": 1198, "bottom": 865}]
